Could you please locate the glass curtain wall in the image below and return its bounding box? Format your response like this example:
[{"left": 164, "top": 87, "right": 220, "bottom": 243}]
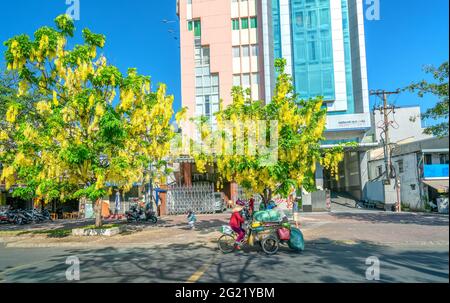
[{"left": 290, "top": 0, "right": 335, "bottom": 101}]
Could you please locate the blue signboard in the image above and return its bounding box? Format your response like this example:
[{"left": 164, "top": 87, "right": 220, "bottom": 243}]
[{"left": 424, "top": 165, "right": 450, "bottom": 179}]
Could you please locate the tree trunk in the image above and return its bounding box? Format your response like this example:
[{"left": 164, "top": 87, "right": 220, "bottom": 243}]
[
  {"left": 95, "top": 198, "right": 103, "bottom": 228},
  {"left": 261, "top": 188, "right": 273, "bottom": 209}
]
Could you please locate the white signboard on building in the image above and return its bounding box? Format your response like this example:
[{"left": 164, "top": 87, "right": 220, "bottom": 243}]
[{"left": 326, "top": 113, "right": 371, "bottom": 131}]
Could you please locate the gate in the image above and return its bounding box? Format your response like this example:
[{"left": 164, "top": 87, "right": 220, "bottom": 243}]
[{"left": 166, "top": 182, "right": 216, "bottom": 215}]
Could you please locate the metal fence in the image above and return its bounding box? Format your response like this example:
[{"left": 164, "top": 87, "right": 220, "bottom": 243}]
[{"left": 166, "top": 182, "right": 215, "bottom": 215}]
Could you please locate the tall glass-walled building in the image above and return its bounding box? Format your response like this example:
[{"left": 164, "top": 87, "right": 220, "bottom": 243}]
[
  {"left": 262, "top": 0, "right": 370, "bottom": 138},
  {"left": 177, "top": 0, "right": 374, "bottom": 201}
]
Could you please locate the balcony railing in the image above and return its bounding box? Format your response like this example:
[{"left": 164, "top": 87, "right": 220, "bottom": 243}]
[{"left": 424, "top": 164, "right": 449, "bottom": 179}]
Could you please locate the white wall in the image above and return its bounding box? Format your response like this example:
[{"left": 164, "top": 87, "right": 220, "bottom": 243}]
[
  {"left": 279, "top": 0, "right": 292, "bottom": 76},
  {"left": 366, "top": 181, "right": 384, "bottom": 202},
  {"left": 372, "top": 106, "right": 432, "bottom": 144},
  {"left": 329, "top": 0, "right": 348, "bottom": 112},
  {"left": 348, "top": 0, "right": 370, "bottom": 114},
  {"left": 368, "top": 152, "right": 424, "bottom": 209}
]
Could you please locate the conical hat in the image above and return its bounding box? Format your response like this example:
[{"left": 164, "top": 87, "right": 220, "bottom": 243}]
[{"left": 233, "top": 205, "right": 244, "bottom": 212}]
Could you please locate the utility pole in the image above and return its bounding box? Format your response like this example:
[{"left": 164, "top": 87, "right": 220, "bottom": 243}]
[{"left": 371, "top": 89, "right": 401, "bottom": 212}]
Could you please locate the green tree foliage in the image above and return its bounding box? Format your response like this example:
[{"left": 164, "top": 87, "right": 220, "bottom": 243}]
[
  {"left": 405, "top": 61, "right": 449, "bottom": 137},
  {"left": 191, "top": 59, "right": 346, "bottom": 204},
  {"left": 0, "top": 15, "right": 175, "bottom": 226}
]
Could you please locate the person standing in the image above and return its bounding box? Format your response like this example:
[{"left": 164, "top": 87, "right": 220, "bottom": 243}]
[
  {"left": 187, "top": 210, "right": 197, "bottom": 229},
  {"left": 114, "top": 189, "right": 121, "bottom": 219},
  {"left": 248, "top": 198, "right": 255, "bottom": 217}
]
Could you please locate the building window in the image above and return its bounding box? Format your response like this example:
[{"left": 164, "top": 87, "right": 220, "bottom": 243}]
[
  {"left": 232, "top": 19, "right": 240, "bottom": 30},
  {"left": 242, "top": 74, "right": 250, "bottom": 89},
  {"left": 193, "top": 20, "right": 201, "bottom": 37},
  {"left": 250, "top": 17, "right": 258, "bottom": 28},
  {"left": 396, "top": 160, "right": 404, "bottom": 174},
  {"left": 425, "top": 154, "right": 433, "bottom": 165},
  {"left": 188, "top": 21, "right": 193, "bottom": 31},
  {"left": 377, "top": 165, "right": 383, "bottom": 178},
  {"left": 194, "top": 45, "right": 219, "bottom": 122},
  {"left": 204, "top": 95, "right": 211, "bottom": 116},
  {"left": 251, "top": 73, "right": 259, "bottom": 85},
  {"left": 241, "top": 18, "right": 249, "bottom": 29},
  {"left": 439, "top": 154, "right": 449, "bottom": 165},
  {"left": 233, "top": 75, "right": 241, "bottom": 86},
  {"left": 242, "top": 45, "right": 250, "bottom": 57},
  {"left": 232, "top": 46, "right": 241, "bottom": 58},
  {"left": 251, "top": 44, "right": 258, "bottom": 56}
]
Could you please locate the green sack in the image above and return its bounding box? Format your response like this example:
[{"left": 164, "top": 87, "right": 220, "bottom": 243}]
[
  {"left": 268, "top": 210, "right": 281, "bottom": 221},
  {"left": 254, "top": 210, "right": 279, "bottom": 223},
  {"left": 281, "top": 222, "right": 291, "bottom": 229},
  {"left": 288, "top": 227, "right": 305, "bottom": 251}
]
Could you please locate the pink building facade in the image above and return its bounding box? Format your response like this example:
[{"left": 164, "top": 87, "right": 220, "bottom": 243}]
[{"left": 177, "top": 0, "right": 265, "bottom": 124}]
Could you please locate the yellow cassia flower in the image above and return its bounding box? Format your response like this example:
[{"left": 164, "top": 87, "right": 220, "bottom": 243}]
[
  {"left": 36, "top": 101, "right": 52, "bottom": 115},
  {"left": 53, "top": 90, "right": 58, "bottom": 106},
  {"left": 23, "top": 124, "right": 38, "bottom": 141},
  {"left": 6, "top": 106, "right": 18, "bottom": 123}
]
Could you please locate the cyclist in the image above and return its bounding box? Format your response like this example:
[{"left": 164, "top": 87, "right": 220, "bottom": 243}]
[{"left": 229, "top": 200, "right": 246, "bottom": 250}]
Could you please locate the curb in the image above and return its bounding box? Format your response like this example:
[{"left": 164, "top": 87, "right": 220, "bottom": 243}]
[{"left": 5, "top": 239, "right": 218, "bottom": 249}]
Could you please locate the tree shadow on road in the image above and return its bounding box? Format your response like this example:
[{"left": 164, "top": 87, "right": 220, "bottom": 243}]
[
  {"left": 3, "top": 238, "right": 448, "bottom": 283},
  {"left": 201, "top": 239, "right": 449, "bottom": 283},
  {"left": 330, "top": 212, "right": 449, "bottom": 227}
]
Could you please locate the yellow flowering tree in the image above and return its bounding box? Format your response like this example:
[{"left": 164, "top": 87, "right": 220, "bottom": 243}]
[
  {"left": 1, "top": 15, "right": 175, "bottom": 226},
  {"left": 193, "top": 59, "right": 346, "bottom": 205}
]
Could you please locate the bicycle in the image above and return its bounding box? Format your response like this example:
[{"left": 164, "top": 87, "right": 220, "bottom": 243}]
[{"left": 217, "top": 224, "right": 280, "bottom": 255}]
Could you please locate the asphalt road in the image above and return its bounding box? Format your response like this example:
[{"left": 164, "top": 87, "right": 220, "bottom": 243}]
[{"left": 0, "top": 240, "right": 448, "bottom": 283}]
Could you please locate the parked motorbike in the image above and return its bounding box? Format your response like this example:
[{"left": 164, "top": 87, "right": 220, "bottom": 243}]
[
  {"left": 30, "top": 208, "right": 52, "bottom": 223},
  {"left": 0, "top": 211, "right": 9, "bottom": 224},
  {"left": 125, "top": 204, "right": 158, "bottom": 224},
  {"left": 8, "top": 210, "right": 30, "bottom": 225},
  {"left": 0, "top": 208, "right": 52, "bottom": 225}
]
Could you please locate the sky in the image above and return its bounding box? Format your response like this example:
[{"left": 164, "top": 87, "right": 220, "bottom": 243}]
[{"left": 0, "top": 0, "right": 448, "bottom": 125}]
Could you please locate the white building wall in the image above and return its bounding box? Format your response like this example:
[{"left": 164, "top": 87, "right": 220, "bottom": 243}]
[
  {"left": 328, "top": 0, "right": 348, "bottom": 112},
  {"left": 368, "top": 153, "right": 424, "bottom": 209},
  {"left": 372, "top": 106, "right": 432, "bottom": 144},
  {"left": 279, "top": 0, "right": 292, "bottom": 76},
  {"left": 261, "top": 0, "right": 274, "bottom": 103},
  {"left": 348, "top": 0, "right": 370, "bottom": 114},
  {"left": 395, "top": 153, "right": 423, "bottom": 210}
]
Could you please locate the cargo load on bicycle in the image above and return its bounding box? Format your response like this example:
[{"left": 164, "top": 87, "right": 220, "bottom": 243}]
[
  {"left": 217, "top": 206, "right": 305, "bottom": 255},
  {"left": 253, "top": 210, "right": 282, "bottom": 223}
]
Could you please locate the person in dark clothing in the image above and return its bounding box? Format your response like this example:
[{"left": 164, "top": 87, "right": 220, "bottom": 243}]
[{"left": 248, "top": 198, "right": 255, "bottom": 217}]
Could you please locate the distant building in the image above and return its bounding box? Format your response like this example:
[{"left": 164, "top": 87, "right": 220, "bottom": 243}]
[
  {"left": 370, "top": 105, "right": 432, "bottom": 144},
  {"left": 367, "top": 136, "right": 449, "bottom": 210},
  {"left": 176, "top": 0, "right": 375, "bottom": 204}
]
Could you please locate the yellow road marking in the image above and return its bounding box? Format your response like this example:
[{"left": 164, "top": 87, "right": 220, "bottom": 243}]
[{"left": 186, "top": 255, "right": 218, "bottom": 283}]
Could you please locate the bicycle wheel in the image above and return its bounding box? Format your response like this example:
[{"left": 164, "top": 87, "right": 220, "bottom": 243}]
[
  {"left": 261, "top": 235, "right": 279, "bottom": 255},
  {"left": 218, "top": 235, "right": 236, "bottom": 254}
]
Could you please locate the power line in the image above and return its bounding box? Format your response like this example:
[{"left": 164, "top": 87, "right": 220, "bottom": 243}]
[{"left": 370, "top": 89, "right": 402, "bottom": 212}]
